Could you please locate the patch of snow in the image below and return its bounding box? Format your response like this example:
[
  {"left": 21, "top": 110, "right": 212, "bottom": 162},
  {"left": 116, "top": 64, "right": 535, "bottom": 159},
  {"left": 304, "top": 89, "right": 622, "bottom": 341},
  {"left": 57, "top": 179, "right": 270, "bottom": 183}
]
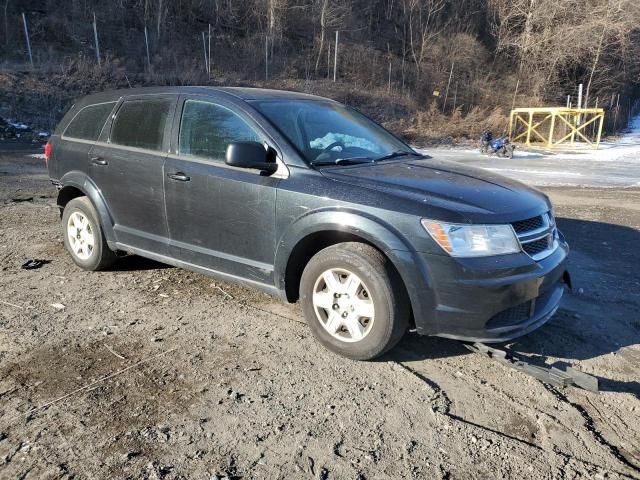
[{"left": 28, "top": 153, "right": 46, "bottom": 159}]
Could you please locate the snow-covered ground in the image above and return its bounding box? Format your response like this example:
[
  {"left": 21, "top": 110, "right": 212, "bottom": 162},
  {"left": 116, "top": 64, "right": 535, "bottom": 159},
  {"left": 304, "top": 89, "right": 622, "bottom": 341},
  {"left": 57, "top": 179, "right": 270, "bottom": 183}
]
[{"left": 418, "top": 116, "right": 640, "bottom": 188}]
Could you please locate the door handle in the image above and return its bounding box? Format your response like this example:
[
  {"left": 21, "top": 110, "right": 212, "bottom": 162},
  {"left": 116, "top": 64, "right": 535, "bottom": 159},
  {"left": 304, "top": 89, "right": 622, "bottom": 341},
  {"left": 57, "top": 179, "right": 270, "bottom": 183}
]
[
  {"left": 91, "top": 157, "right": 108, "bottom": 166},
  {"left": 167, "top": 172, "right": 190, "bottom": 182}
]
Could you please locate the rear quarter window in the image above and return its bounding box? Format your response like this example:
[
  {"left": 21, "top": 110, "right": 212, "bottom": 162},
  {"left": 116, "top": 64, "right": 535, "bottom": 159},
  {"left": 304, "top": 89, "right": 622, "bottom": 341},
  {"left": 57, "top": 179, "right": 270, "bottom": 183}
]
[
  {"left": 110, "top": 98, "right": 173, "bottom": 151},
  {"left": 63, "top": 102, "right": 116, "bottom": 141}
]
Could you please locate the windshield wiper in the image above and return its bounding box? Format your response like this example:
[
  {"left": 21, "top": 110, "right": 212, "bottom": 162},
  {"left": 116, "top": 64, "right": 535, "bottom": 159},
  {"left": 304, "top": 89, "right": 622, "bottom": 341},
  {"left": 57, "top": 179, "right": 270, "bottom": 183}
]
[
  {"left": 311, "top": 157, "right": 373, "bottom": 166},
  {"left": 372, "top": 150, "right": 424, "bottom": 162}
]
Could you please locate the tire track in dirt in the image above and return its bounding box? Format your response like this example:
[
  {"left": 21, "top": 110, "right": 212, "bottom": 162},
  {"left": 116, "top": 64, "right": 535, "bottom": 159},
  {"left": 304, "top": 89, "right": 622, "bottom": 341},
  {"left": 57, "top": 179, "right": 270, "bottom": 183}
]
[{"left": 544, "top": 384, "right": 640, "bottom": 475}]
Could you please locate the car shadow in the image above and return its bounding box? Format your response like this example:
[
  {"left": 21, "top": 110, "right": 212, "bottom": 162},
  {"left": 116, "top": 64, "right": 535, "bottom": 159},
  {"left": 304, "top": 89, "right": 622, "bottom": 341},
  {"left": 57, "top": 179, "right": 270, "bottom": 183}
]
[
  {"left": 108, "top": 255, "right": 173, "bottom": 272},
  {"left": 383, "top": 217, "right": 640, "bottom": 395}
]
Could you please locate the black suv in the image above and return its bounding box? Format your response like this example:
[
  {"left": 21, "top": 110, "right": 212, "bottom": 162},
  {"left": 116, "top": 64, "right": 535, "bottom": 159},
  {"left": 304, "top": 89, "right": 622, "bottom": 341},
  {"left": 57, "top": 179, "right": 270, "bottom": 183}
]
[{"left": 46, "top": 87, "right": 569, "bottom": 360}]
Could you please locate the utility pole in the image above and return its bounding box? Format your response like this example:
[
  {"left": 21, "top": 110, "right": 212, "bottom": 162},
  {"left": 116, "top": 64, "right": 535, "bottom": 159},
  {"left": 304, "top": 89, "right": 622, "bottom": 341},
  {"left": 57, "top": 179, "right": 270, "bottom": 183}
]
[
  {"left": 144, "top": 25, "right": 151, "bottom": 70},
  {"left": 442, "top": 62, "right": 454, "bottom": 112},
  {"left": 92, "top": 12, "right": 101, "bottom": 66},
  {"left": 21, "top": 12, "right": 33, "bottom": 67},
  {"left": 452, "top": 82, "right": 458, "bottom": 111},
  {"left": 333, "top": 30, "right": 339, "bottom": 82},
  {"left": 388, "top": 60, "right": 392, "bottom": 91},
  {"left": 201, "top": 31, "right": 208, "bottom": 73},
  {"left": 511, "top": 78, "right": 520, "bottom": 112},
  {"left": 208, "top": 23, "right": 211, "bottom": 78},
  {"left": 327, "top": 43, "right": 331, "bottom": 79},
  {"left": 265, "top": 35, "right": 269, "bottom": 80},
  {"left": 566, "top": 95, "right": 570, "bottom": 108}
]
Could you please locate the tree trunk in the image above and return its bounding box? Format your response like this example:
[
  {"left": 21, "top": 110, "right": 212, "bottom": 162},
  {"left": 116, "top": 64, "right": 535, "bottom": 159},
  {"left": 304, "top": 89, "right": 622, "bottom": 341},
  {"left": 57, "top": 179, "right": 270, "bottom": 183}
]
[{"left": 314, "top": 0, "right": 328, "bottom": 74}]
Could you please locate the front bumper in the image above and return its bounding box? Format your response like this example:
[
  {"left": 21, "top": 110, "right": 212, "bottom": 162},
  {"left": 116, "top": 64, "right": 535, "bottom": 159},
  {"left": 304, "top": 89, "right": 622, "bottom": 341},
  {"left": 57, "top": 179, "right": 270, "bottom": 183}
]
[{"left": 399, "top": 236, "right": 570, "bottom": 342}]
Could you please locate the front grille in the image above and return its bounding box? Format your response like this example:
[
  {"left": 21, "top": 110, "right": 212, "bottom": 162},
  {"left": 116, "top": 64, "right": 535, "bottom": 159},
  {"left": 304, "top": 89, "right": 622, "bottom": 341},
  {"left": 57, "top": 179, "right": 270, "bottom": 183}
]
[
  {"left": 511, "top": 212, "right": 557, "bottom": 261},
  {"left": 511, "top": 215, "right": 544, "bottom": 234},
  {"left": 522, "top": 236, "right": 551, "bottom": 256}
]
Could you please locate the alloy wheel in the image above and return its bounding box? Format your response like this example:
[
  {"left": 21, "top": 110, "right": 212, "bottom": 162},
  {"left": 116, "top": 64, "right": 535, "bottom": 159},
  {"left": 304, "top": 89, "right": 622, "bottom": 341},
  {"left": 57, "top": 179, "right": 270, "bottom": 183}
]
[
  {"left": 67, "top": 211, "right": 95, "bottom": 260},
  {"left": 312, "top": 268, "right": 375, "bottom": 343}
]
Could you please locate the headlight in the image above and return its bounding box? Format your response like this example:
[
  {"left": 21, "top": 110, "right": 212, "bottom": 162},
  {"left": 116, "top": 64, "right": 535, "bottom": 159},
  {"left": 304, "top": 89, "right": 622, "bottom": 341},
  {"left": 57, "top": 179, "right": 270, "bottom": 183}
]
[{"left": 421, "top": 220, "right": 521, "bottom": 257}]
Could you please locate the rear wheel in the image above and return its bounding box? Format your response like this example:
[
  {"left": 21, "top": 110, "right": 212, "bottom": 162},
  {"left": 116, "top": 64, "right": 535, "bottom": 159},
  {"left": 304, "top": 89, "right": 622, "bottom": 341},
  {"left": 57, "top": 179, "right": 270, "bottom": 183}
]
[
  {"left": 62, "top": 197, "right": 117, "bottom": 271},
  {"left": 300, "top": 242, "right": 409, "bottom": 360}
]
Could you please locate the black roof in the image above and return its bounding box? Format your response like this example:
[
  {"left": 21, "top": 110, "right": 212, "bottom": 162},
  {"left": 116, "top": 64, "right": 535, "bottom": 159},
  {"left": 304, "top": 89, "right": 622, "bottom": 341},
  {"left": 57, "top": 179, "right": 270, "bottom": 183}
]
[{"left": 74, "top": 86, "right": 331, "bottom": 108}]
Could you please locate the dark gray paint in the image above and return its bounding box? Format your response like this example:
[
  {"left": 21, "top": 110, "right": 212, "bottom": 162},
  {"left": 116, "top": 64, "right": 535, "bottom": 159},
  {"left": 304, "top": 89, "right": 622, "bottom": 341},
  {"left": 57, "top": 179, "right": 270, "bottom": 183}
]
[{"left": 48, "top": 86, "right": 569, "bottom": 341}]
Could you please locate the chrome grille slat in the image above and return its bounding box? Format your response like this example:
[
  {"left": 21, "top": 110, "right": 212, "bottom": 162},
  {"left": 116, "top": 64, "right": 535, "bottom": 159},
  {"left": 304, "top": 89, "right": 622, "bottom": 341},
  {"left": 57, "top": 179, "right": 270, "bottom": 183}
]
[{"left": 511, "top": 212, "right": 558, "bottom": 261}]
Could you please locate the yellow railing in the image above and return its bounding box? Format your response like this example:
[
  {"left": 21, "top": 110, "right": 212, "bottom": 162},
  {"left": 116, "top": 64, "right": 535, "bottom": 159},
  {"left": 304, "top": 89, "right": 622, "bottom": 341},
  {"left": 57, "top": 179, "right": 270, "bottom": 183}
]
[{"left": 508, "top": 107, "right": 605, "bottom": 149}]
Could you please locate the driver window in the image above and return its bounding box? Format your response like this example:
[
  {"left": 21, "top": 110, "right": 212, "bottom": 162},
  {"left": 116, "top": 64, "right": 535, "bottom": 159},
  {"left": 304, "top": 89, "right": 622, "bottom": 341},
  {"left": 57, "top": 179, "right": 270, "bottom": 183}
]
[{"left": 179, "top": 100, "right": 260, "bottom": 161}]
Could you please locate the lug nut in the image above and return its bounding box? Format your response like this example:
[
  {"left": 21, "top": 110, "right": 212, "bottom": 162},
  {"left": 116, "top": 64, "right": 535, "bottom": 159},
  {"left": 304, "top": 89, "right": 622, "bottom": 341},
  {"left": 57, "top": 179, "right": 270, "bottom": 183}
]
[
  {"left": 332, "top": 304, "right": 339, "bottom": 310},
  {"left": 342, "top": 312, "right": 348, "bottom": 318}
]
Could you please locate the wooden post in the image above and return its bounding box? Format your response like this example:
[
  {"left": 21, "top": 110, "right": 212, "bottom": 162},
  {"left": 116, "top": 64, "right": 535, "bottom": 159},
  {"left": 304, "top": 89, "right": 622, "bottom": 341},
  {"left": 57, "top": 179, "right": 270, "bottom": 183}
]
[
  {"left": 388, "top": 60, "right": 392, "bottom": 91},
  {"left": 596, "top": 112, "right": 604, "bottom": 149},
  {"left": 21, "top": 12, "right": 33, "bottom": 67},
  {"left": 526, "top": 111, "right": 533, "bottom": 146},
  {"left": 201, "top": 31, "right": 208, "bottom": 73},
  {"left": 208, "top": 23, "right": 211, "bottom": 77},
  {"left": 442, "top": 62, "right": 454, "bottom": 112},
  {"left": 92, "top": 12, "right": 101, "bottom": 66},
  {"left": 327, "top": 43, "right": 331, "bottom": 79},
  {"left": 144, "top": 25, "right": 151, "bottom": 70},
  {"left": 547, "top": 112, "right": 556, "bottom": 147},
  {"left": 333, "top": 30, "right": 338, "bottom": 82}
]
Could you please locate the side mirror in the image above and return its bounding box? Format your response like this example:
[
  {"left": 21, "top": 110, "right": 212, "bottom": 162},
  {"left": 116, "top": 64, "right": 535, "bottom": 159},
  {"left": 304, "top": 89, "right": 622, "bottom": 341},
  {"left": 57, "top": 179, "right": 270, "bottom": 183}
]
[{"left": 225, "top": 141, "right": 278, "bottom": 174}]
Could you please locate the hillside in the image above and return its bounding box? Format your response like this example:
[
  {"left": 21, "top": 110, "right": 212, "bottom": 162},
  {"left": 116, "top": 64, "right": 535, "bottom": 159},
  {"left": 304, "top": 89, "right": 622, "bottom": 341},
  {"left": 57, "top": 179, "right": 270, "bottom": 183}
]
[{"left": 2, "top": 0, "right": 640, "bottom": 139}]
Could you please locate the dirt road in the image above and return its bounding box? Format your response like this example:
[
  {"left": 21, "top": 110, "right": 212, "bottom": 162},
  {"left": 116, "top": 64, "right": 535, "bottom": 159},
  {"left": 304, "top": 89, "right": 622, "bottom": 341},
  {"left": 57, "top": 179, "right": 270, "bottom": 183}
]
[{"left": 1, "top": 151, "right": 639, "bottom": 479}]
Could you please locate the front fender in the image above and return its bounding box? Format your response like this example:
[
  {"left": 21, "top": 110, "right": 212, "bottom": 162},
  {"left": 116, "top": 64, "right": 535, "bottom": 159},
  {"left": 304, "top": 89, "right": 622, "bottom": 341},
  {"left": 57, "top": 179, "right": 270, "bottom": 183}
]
[
  {"left": 274, "top": 209, "right": 437, "bottom": 331},
  {"left": 59, "top": 170, "right": 116, "bottom": 244}
]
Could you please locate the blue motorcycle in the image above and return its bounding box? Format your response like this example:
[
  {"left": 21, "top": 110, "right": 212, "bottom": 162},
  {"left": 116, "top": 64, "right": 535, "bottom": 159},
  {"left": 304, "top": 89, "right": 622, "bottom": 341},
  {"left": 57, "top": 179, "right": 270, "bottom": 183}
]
[{"left": 480, "top": 131, "right": 515, "bottom": 159}]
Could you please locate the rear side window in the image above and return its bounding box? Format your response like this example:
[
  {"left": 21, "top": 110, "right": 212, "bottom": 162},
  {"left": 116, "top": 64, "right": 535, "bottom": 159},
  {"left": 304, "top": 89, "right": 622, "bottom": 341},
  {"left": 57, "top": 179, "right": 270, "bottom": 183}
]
[
  {"left": 179, "top": 100, "right": 260, "bottom": 161},
  {"left": 110, "top": 98, "right": 172, "bottom": 151},
  {"left": 63, "top": 102, "right": 116, "bottom": 141}
]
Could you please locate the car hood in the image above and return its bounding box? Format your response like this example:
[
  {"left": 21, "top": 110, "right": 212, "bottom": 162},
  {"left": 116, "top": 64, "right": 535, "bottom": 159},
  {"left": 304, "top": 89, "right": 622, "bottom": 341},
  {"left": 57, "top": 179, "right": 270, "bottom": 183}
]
[{"left": 319, "top": 157, "right": 550, "bottom": 223}]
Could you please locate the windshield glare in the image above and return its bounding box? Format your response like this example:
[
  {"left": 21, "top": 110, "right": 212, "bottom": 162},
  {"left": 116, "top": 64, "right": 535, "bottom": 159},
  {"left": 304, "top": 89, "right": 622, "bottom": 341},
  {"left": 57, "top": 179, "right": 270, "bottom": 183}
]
[{"left": 251, "top": 100, "right": 411, "bottom": 164}]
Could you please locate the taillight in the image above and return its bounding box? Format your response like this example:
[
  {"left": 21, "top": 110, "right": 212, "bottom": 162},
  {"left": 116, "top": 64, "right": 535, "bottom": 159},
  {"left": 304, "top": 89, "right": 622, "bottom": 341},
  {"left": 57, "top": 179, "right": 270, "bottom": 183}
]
[{"left": 44, "top": 142, "right": 52, "bottom": 166}]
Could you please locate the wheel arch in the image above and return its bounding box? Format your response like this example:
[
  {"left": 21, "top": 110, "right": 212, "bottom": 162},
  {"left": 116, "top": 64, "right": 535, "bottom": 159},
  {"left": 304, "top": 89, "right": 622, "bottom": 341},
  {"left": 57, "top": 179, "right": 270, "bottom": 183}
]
[
  {"left": 275, "top": 211, "right": 416, "bottom": 307},
  {"left": 57, "top": 171, "right": 116, "bottom": 244}
]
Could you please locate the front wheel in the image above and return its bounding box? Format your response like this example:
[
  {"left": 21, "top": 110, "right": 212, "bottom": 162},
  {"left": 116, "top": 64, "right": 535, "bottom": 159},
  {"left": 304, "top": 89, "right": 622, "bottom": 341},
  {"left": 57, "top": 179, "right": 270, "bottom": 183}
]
[
  {"left": 62, "top": 196, "right": 117, "bottom": 271},
  {"left": 505, "top": 146, "right": 514, "bottom": 159},
  {"left": 299, "top": 243, "right": 409, "bottom": 360}
]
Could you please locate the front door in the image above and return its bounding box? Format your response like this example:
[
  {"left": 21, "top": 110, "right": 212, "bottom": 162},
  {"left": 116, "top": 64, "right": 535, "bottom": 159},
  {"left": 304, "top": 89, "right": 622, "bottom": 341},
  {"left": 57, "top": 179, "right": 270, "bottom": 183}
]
[
  {"left": 163, "top": 96, "right": 279, "bottom": 286},
  {"left": 89, "top": 95, "right": 176, "bottom": 254}
]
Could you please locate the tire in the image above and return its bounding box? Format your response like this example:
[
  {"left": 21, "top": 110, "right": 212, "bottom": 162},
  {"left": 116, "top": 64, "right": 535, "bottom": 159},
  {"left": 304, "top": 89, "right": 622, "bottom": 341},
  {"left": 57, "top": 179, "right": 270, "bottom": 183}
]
[
  {"left": 299, "top": 242, "right": 409, "bottom": 360},
  {"left": 506, "top": 146, "right": 514, "bottom": 159},
  {"left": 62, "top": 196, "right": 117, "bottom": 271}
]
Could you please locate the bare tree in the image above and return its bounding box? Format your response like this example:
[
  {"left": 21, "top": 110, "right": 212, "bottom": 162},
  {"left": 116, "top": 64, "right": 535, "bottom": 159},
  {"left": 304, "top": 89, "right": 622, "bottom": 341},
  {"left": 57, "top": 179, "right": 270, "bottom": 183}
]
[{"left": 314, "top": 0, "right": 348, "bottom": 75}]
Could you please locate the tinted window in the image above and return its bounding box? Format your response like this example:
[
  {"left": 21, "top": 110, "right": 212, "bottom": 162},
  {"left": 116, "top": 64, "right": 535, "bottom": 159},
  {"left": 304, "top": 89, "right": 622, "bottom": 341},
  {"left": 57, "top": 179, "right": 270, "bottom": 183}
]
[
  {"left": 179, "top": 100, "right": 260, "bottom": 161},
  {"left": 64, "top": 102, "right": 116, "bottom": 140},
  {"left": 110, "top": 98, "right": 172, "bottom": 151}
]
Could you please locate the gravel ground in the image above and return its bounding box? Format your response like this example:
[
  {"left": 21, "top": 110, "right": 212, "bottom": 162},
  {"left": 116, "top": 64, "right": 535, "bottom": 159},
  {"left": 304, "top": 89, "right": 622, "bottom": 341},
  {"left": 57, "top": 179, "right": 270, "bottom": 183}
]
[{"left": 0, "top": 151, "right": 639, "bottom": 479}]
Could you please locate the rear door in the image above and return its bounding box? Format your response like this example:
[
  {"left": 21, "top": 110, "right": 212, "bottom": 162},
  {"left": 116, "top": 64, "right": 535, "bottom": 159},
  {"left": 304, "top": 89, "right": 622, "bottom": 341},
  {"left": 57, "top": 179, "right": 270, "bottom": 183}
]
[
  {"left": 54, "top": 101, "right": 117, "bottom": 180},
  {"left": 163, "top": 95, "right": 280, "bottom": 284},
  {"left": 89, "top": 95, "right": 177, "bottom": 254}
]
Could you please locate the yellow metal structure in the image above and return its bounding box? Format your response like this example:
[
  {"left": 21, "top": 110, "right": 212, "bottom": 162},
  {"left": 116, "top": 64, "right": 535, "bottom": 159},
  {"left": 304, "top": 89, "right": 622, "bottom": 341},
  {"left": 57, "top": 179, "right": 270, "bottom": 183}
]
[{"left": 508, "top": 107, "right": 605, "bottom": 149}]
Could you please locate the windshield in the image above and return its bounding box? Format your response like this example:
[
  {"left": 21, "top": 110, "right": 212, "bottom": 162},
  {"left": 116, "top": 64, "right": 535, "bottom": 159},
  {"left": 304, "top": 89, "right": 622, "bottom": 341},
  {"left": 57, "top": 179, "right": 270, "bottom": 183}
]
[{"left": 251, "top": 99, "right": 414, "bottom": 165}]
